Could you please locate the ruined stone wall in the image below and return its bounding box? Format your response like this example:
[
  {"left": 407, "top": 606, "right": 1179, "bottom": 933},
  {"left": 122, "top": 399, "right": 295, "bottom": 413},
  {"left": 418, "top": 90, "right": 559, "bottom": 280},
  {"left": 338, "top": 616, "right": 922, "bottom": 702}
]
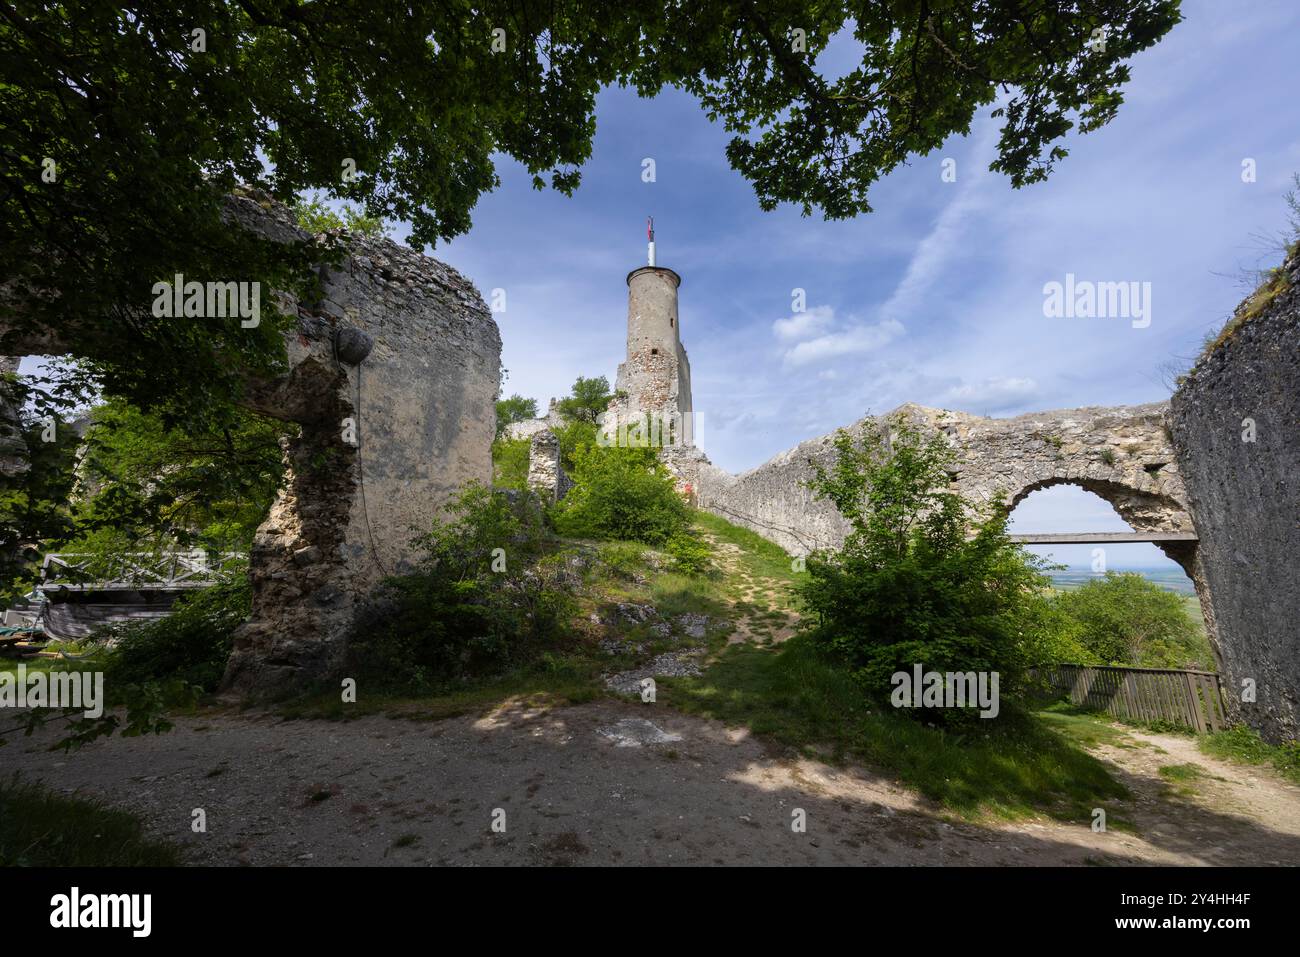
[
  {"left": 0, "top": 189, "right": 502, "bottom": 698},
  {"left": 223, "top": 192, "right": 501, "bottom": 697},
  {"left": 1170, "top": 252, "right": 1299, "bottom": 743},
  {"left": 526, "top": 428, "right": 571, "bottom": 503},
  {"left": 697, "top": 401, "right": 1193, "bottom": 561}
]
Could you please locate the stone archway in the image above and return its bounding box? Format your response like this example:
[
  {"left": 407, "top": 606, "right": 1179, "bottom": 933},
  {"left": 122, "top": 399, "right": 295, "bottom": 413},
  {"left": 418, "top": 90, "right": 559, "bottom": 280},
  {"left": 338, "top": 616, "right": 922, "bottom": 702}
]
[
  {"left": 695, "top": 399, "right": 1220, "bottom": 674},
  {"left": 1003, "top": 475, "right": 1198, "bottom": 575},
  {"left": 697, "top": 400, "right": 1196, "bottom": 555}
]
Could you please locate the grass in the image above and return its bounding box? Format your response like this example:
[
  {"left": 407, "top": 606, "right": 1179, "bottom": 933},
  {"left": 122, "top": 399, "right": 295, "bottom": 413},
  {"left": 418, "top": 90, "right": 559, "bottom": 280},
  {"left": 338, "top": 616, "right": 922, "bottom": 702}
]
[
  {"left": 1199, "top": 725, "right": 1300, "bottom": 785},
  {"left": 1156, "top": 762, "right": 1217, "bottom": 798},
  {"left": 0, "top": 656, "right": 97, "bottom": 678},
  {"left": 657, "top": 633, "right": 1130, "bottom": 825},
  {"left": 1157, "top": 762, "right": 1205, "bottom": 782},
  {"left": 0, "top": 777, "right": 181, "bottom": 866},
  {"left": 276, "top": 659, "right": 605, "bottom": 722},
  {"left": 693, "top": 510, "right": 800, "bottom": 596},
  {"left": 1199, "top": 263, "right": 1291, "bottom": 360}
]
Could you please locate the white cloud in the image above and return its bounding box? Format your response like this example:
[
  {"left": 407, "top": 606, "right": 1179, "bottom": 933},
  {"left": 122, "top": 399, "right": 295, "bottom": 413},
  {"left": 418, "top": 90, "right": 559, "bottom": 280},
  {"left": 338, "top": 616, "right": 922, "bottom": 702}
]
[
  {"left": 772, "top": 304, "right": 834, "bottom": 341},
  {"left": 783, "top": 318, "right": 904, "bottom": 366},
  {"left": 873, "top": 120, "right": 1002, "bottom": 325},
  {"left": 938, "top": 376, "right": 1040, "bottom": 412}
]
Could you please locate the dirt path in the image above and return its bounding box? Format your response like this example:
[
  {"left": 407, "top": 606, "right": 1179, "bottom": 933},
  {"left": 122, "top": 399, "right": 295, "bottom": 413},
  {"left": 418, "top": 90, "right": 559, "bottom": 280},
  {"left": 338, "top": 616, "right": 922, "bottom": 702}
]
[
  {"left": 13, "top": 698, "right": 1300, "bottom": 866},
  {"left": 698, "top": 535, "right": 800, "bottom": 646}
]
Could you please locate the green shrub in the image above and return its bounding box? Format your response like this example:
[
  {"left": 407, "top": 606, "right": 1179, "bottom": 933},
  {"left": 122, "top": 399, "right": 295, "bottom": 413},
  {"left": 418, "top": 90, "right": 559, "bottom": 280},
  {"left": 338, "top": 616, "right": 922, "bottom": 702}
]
[
  {"left": 351, "top": 483, "right": 575, "bottom": 691},
  {"left": 103, "top": 573, "right": 250, "bottom": 692},
  {"left": 798, "top": 416, "right": 1053, "bottom": 721},
  {"left": 552, "top": 443, "right": 690, "bottom": 545},
  {"left": 1050, "top": 573, "right": 1208, "bottom": 668},
  {"left": 665, "top": 531, "right": 714, "bottom": 576},
  {"left": 553, "top": 419, "right": 599, "bottom": 472},
  {"left": 595, "top": 542, "right": 647, "bottom": 579},
  {"left": 491, "top": 436, "right": 531, "bottom": 490},
  {"left": 1017, "top": 592, "right": 1100, "bottom": 668}
]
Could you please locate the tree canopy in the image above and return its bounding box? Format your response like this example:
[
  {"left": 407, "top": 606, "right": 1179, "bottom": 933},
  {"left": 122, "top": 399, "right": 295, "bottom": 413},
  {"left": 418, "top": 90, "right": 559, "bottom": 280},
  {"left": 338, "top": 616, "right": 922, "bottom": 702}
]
[
  {"left": 495, "top": 394, "right": 539, "bottom": 439},
  {"left": 2, "top": 1, "right": 1181, "bottom": 426}
]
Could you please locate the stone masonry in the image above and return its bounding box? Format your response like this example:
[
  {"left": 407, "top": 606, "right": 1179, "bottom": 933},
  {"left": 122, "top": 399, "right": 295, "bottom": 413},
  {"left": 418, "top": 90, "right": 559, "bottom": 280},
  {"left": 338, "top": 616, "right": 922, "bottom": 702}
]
[
  {"left": 222, "top": 191, "right": 501, "bottom": 697},
  {"left": 603, "top": 265, "right": 695, "bottom": 451},
  {"left": 1170, "top": 249, "right": 1299, "bottom": 743},
  {"left": 526, "top": 428, "right": 571, "bottom": 503},
  {"left": 0, "top": 189, "right": 502, "bottom": 698},
  {"left": 696, "top": 401, "right": 1193, "bottom": 563}
]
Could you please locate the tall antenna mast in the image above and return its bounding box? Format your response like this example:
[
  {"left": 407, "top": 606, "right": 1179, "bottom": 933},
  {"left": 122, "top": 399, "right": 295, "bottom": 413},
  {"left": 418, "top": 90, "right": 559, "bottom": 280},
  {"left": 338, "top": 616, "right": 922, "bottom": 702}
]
[{"left": 647, "top": 216, "right": 656, "bottom": 267}]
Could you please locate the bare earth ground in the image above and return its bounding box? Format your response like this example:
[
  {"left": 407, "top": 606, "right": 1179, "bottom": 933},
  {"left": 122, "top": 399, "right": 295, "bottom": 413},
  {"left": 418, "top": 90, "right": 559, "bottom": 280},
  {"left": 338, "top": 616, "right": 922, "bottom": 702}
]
[{"left": 12, "top": 697, "right": 1300, "bottom": 866}]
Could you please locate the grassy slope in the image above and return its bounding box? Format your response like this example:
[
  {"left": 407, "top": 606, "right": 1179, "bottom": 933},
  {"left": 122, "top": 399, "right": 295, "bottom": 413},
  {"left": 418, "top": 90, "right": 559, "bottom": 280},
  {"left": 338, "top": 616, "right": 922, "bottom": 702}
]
[
  {"left": 1199, "top": 726, "right": 1300, "bottom": 786},
  {"left": 0, "top": 778, "right": 181, "bottom": 866},
  {"left": 282, "top": 510, "right": 1142, "bottom": 824}
]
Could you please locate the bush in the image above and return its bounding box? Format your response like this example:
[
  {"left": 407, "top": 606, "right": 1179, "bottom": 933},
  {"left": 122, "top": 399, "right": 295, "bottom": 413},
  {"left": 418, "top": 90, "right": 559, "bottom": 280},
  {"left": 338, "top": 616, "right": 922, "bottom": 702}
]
[
  {"left": 351, "top": 483, "right": 576, "bottom": 691},
  {"left": 595, "top": 542, "right": 647, "bottom": 580},
  {"left": 103, "top": 573, "right": 250, "bottom": 692},
  {"left": 665, "top": 531, "right": 715, "bottom": 576},
  {"left": 1051, "top": 573, "right": 1208, "bottom": 668},
  {"left": 552, "top": 443, "right": 690, "bottom": 545},
  {"left": 491, "top": 436, "right": 531, "bottom": 490},
  {"left": 1016, "top": 590, "right": 1099, "bottom": 668},
  {"left": 552, "top": 418, "right": 598, "bottom": 472},
  {"left": 798, "top": 416, "right": 1054, "bottom": 721}
]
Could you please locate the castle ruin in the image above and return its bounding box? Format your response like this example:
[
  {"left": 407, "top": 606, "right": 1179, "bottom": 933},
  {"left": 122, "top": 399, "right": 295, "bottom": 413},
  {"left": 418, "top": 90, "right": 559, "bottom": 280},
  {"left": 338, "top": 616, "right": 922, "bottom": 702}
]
[{"left": 568, "top": 239, "right": 1297, "bottom": 743}]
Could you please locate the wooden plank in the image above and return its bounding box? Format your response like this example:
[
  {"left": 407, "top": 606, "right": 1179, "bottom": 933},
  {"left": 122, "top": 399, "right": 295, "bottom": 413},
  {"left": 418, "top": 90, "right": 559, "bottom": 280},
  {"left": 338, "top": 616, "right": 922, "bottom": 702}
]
[
  {"left": 1182, "top": 672, "right": 1204, "bottom": 732},
  {"left": 1166, "top": 674, "right": 1181, "bottom": 725},
  {"left": 1192, "top": 673, "right": 1212, "bottom": 733},
  {"left": 1203, "top": 674, "right": 1225, "bottom": 732}
]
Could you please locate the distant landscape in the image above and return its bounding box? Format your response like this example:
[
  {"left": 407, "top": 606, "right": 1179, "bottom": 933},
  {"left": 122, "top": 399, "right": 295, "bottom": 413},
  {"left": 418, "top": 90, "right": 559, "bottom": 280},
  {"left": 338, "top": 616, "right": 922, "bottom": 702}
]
[{"left": 1048, "top": 567, "right": 1198, "bottom": 597}]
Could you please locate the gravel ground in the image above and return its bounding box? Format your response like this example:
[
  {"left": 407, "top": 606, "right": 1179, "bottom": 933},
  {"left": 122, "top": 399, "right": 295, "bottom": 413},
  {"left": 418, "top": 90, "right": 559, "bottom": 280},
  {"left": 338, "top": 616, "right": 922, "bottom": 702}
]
[{"left": 12, "top": 697, "right": 1300, "bottom": 866}]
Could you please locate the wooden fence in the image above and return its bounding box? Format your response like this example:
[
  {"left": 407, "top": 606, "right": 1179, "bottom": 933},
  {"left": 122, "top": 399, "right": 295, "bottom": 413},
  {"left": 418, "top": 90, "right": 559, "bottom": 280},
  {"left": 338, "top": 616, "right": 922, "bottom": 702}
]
[{"left": 1035, "top": 664, "right": 1227, "bottom": 734}]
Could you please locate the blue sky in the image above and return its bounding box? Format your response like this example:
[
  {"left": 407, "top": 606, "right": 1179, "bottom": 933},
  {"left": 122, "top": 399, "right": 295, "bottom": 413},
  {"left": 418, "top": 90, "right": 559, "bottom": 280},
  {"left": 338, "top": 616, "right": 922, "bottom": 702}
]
[
  {"left": 27, "top": 1, "right": 1295, "bottom": 573},
  {"left": 405, "top": 0, "right": 1299, "bottom": 572}
]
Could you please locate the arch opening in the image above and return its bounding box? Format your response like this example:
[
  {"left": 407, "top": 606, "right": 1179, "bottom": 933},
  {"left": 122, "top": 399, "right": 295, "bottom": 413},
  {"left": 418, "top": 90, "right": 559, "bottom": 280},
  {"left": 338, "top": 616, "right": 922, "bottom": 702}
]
[{"left": 1007, "top": 483, "right": 1196, "bottom": 595}]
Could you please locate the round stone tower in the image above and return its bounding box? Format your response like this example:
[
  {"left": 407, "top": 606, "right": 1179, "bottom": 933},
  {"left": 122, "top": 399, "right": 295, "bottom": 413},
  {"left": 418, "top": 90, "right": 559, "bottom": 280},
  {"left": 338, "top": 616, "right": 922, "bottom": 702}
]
[
  {"left": 625, "top": 265, "right": 683, "bottom": 361},
  {"left": 610, "top": 258, "right": 693, "bottom": 448}
]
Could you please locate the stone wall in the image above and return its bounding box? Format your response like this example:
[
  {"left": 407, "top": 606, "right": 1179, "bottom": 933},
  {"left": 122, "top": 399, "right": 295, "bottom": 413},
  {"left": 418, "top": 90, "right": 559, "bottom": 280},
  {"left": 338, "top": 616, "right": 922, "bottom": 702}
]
[
  {"left": 525, "top": 428, "right": 571, "bottom": 503},
  {"left": 0, "top": 189, "right": 502, "bottom": 698},
  {"left": 697, "top": 401, "right": 1193, "bottom": 564},
  {"left": 1170, "top": 252, "right": 1299, "bottom": 743},
  {"left": 223, "top": 192, "right": 501, "bottom": 697}
]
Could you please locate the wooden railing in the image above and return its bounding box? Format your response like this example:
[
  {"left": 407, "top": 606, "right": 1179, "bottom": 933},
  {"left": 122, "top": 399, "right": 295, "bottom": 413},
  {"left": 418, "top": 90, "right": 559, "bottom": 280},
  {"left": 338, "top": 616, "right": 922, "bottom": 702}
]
[
  {"left": 38, "top": 552, "right": 245, "bottom": 593},
  {"left": 1036, "top": 664, "right": 1226, "bottom": 734}
]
